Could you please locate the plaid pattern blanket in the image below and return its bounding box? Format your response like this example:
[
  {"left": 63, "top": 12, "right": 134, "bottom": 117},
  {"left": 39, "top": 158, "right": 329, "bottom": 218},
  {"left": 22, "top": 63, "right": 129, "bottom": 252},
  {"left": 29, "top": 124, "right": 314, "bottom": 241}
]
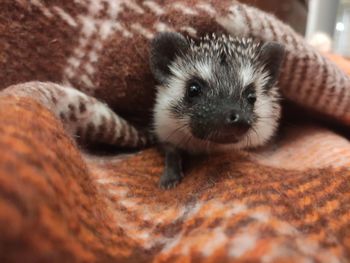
[{"left": 1, "top": 1, "right": 350, "bottom": 262}]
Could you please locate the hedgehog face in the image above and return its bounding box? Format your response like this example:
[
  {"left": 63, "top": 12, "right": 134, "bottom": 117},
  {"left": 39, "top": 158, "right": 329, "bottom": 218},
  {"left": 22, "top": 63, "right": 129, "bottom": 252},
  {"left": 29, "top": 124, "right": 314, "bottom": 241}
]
[
  {"left": 173, "top": 78, "right": 256, "bottom": 144},
  {"left": 150, "top": 32, "right": 284, "bottom": 153}
]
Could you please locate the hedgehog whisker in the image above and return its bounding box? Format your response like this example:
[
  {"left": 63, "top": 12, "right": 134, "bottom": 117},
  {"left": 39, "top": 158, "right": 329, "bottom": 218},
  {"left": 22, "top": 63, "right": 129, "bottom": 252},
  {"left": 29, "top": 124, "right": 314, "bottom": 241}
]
[
  {"left": 250, "top": 126, "right": 260, "bottom": 145},
  {"left": 177, "top": 130, "right": 193, "bottom": 150},
  {"left": 164, "top": 123, "right": 189, "bottom": 142}
]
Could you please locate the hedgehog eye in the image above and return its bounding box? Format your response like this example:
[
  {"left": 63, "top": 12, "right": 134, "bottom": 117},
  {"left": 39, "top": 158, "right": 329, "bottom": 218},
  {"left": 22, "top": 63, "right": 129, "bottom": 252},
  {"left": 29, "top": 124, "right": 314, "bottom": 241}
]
[
  {"left": 245, "top": 83, "right": 256, "bottom": 105},
  {"left": 247, "top": 93, "right": 256, "bottom": 104},
  {"left": 186, "top": 82, "right": 202, "bottom": 98}
]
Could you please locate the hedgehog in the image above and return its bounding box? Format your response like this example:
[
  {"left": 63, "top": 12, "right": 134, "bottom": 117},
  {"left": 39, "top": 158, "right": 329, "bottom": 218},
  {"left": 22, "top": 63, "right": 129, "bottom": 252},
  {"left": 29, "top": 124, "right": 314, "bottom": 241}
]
[{"left": 149, "top": 32, "right": 285, "bottom": 189}]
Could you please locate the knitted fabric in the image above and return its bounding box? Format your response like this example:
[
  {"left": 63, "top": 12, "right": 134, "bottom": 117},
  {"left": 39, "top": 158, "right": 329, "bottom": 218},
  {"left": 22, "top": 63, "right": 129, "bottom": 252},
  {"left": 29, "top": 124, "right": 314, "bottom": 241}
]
[{"left": 1, "top": 1, "right": 350, "bottom": 262}]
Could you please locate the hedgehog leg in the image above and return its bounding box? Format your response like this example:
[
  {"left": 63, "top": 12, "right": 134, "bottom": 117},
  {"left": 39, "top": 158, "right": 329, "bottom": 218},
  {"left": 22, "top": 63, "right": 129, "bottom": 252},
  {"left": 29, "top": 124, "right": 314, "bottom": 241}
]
[{"left": 159, "top": 145, "right": 183, "bottom": 190}]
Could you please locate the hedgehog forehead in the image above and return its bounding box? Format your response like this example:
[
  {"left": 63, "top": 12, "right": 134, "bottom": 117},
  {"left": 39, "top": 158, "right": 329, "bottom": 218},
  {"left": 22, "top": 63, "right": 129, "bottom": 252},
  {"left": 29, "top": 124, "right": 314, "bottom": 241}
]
[
  {"left": 168, "top": 35, "right": 267, "bottom": 96},
  {"left": 188, "top": 35, "right": 261, "bottom": 62},
  {"left": 184, "top": 36, "right": 263, "bottom": 87}
]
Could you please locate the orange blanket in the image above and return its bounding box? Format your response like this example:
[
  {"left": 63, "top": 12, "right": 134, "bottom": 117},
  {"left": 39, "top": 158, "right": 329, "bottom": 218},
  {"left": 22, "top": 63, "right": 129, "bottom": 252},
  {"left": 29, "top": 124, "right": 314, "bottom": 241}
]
[{"left": 1, "top": 1, "right": 350, "bottom": 262}]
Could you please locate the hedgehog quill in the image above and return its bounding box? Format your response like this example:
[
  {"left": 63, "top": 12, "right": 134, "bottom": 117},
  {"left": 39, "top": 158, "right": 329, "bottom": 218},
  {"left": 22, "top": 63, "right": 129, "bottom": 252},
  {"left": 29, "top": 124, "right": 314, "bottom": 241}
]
[{"left": 149, "top": 32, "right": 285, "bottom": 189}]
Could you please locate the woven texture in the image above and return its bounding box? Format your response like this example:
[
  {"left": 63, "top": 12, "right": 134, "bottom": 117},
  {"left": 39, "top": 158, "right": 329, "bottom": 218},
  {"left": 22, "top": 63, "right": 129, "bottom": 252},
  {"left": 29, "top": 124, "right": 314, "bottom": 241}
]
[{"left": 1, "top": 1, "right": 350, "bottom": 262}]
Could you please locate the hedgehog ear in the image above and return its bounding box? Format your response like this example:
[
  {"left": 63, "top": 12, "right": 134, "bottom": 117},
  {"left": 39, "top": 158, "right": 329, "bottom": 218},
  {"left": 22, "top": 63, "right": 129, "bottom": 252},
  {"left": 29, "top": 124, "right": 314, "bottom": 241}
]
[
  {"left": 150, "top": 32, "right": 189, "bottom": 84},
  {"left": 260, "top": 42, "right": 285, "bottom": 88}
]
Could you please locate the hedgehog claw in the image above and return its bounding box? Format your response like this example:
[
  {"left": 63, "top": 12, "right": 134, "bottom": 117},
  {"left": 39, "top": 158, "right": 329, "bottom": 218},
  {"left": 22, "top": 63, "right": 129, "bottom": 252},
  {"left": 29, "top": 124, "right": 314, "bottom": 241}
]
[{"left": 159, "top": 173, "right": 181, "bottom": 190}]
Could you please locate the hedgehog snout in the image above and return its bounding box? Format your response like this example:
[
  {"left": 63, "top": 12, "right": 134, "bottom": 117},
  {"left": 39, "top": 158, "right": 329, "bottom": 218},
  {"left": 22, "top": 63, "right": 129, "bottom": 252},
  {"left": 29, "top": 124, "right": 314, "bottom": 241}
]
[
  {"left": 189, "top": 104, "right": 253, "bottom": 144},
  {"left": 224, "top": 110, "right": 251, "bottom": 137}
]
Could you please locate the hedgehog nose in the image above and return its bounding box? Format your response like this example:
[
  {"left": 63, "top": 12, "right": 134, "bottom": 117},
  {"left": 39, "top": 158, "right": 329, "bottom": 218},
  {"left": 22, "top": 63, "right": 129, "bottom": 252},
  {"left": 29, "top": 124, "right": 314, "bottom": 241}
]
[
  {"left": 225, "top": 111, "right": 251, "bottom": 134},
  {"left": 226, "top": 112, "right": 240, "bottom": 124}
]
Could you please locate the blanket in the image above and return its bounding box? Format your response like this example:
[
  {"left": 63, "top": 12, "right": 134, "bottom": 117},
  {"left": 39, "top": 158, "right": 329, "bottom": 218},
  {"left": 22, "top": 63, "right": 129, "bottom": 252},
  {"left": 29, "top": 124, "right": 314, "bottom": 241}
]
[{"left": 1, "top": 0, "right": 350, "bottom": 262}]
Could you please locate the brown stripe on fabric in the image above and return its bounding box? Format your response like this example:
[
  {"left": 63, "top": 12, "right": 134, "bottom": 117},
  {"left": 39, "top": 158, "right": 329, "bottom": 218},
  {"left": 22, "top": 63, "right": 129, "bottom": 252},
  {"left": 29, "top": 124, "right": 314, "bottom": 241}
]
[
  {"left": 180, "top": 217, "right": 205, "bottom": 236},
  {"left": 54, "top": 86, "right": 67, "bottom": 98},
  {"left": 308, "top": 199, "right": 348, "bottom": 229},
  {"left": 303, "top": 57, "right": 323, "bottom": 103},
  {"left": 138, "top": 219, "right": 154, "bottom": 230},
  {"left": 289, "top": 56, "right": 304, "bottom": 96},
  {"left": 245, "top": 201, "right": 288, "bottom": 218},
  {"left": 279, "top": 170, "right": 341, "bottom": 194},
  {"left": 68, "top": 103, "right": 76, "bottom": 112},
  {"left": 153, "top": 219, "right": 184, "bottom": 238},
  {"left": 33, "top": 87, "right": 50, "bottom": 100},
  {"left": 332, "top": 199, "right": 350, "bottom": 229},
  {"left": 320, "top": 62, "right": 340, "bottom": 111},
  {"left": 289, "top": 190, "right": 341, "bottom": 221},
  {"left": 114, "top": 119, "right": 126, "bottom": 145},
  {"left": 265, "top": 15, "right": 278, "bottom": 41},
  {"left": 311, "top": 56, "right": 330, "bottom": 107},
  {"left": 340, "top": 92, "right": 350, "bottom": 120},
  {"left": 59, "top": 112, "right": 66, "bottom": 121},
  {"left": 239, "top": 5, "right": 253, "bottom": 36},
  {"left": 281, "top": 51, "right": 289, "bottom": 72},
  {"left": 281, "top": 58, "right": 294, "bottom": 86},
  {"left": 139, "top": 133, "right": 148, "bottom": 147},
  {"left": 108, "top": 202, "right": 147, "bottom": 229},
  {"left": 51, "top": 95, "right": 58, "bottom": 105},
  {"left": 79, "top": 98, "right": 87, "bottom": 113},
  {"left": 298, "top": 219, "right": 329, "bottom": 235},
  {"left": 125, "top": 124, "right": 137, "bottom": 147},
  {"left": 46, "top": 88, "right": 58, "bottom": 105},
  {"left": 85, "top": 122, "right": 96, "bottom": 141},
  {"left": 288, "top": 27, "right": 299, "bottom": 50},
  {"left": 297, "top": 206, "right": 349, "bottom": 236},
  {"left": 338, "top": 222, "right": 350, "bottom": 246},
  {"left": 322, "top": 84, "right": 336, "bottom": 107},
  {"left": 336, "top": 74, "right": 348, "bottom": 117},
  {"left": 69, "top": 111, "right": 78, "bottom": 122},
  {"left": 222, "top": 189, "right": 292, "bottom": 210},
  {"left": 96, "top": 0, "right": 109, "bottom": 19},
  {"left": 136, "top": 130, "right": 146, "bottom": 147},
  {"left": 134, "top": 128, "right": 146, "bottom": 147},
  {"left": 281, "top": 33, "right": 289, "bottom": 47},
  {"left": 123, "top": 120, "right": 137, "bottom": 147},
  {"left": 281, "top": 28, "right": 298, "bottom": 52},
  {"left": 259, "top": 227, "right": 278, "bottom": 239},
  {"left": 302, "top": 81, "right": 315, "bottom": 103},
  {"left": 281, "top": 53, "right": 298, "bottom": 92},
  {"left": 224, "top": 217, "right": 256, "bottom": 237},
  {"left": 229, "top": 167, "right": 321, "bottom": 190},
  {"left": 245, "top": 195, "right": 305, "bottom": 217},
  {"left": 207, "top": 218, "right": 224, "bottom": 229},
  {"left": 0, "top": 186, "right": 29, "bottom": 217},
  {"left": 278, "top": 180, "right": 349, "bottom": 224},
  {"left": 294, "top": 54, "right": 309, "bottom": 94},
  {"left": 95, "top": 115, "right": 107, "bottom": 142},
  {"left": 105, "top": 113, "right": 117, "bottom": 142},
  {"left": 220, "top": 174, "right": 328, "bottom": 210}
]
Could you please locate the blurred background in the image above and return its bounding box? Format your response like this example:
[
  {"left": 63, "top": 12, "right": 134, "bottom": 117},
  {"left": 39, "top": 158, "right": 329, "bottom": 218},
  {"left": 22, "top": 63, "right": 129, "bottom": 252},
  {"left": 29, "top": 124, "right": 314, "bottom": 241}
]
[{"left": 241, "top": 0, "right": 350, "bottom": 57}]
